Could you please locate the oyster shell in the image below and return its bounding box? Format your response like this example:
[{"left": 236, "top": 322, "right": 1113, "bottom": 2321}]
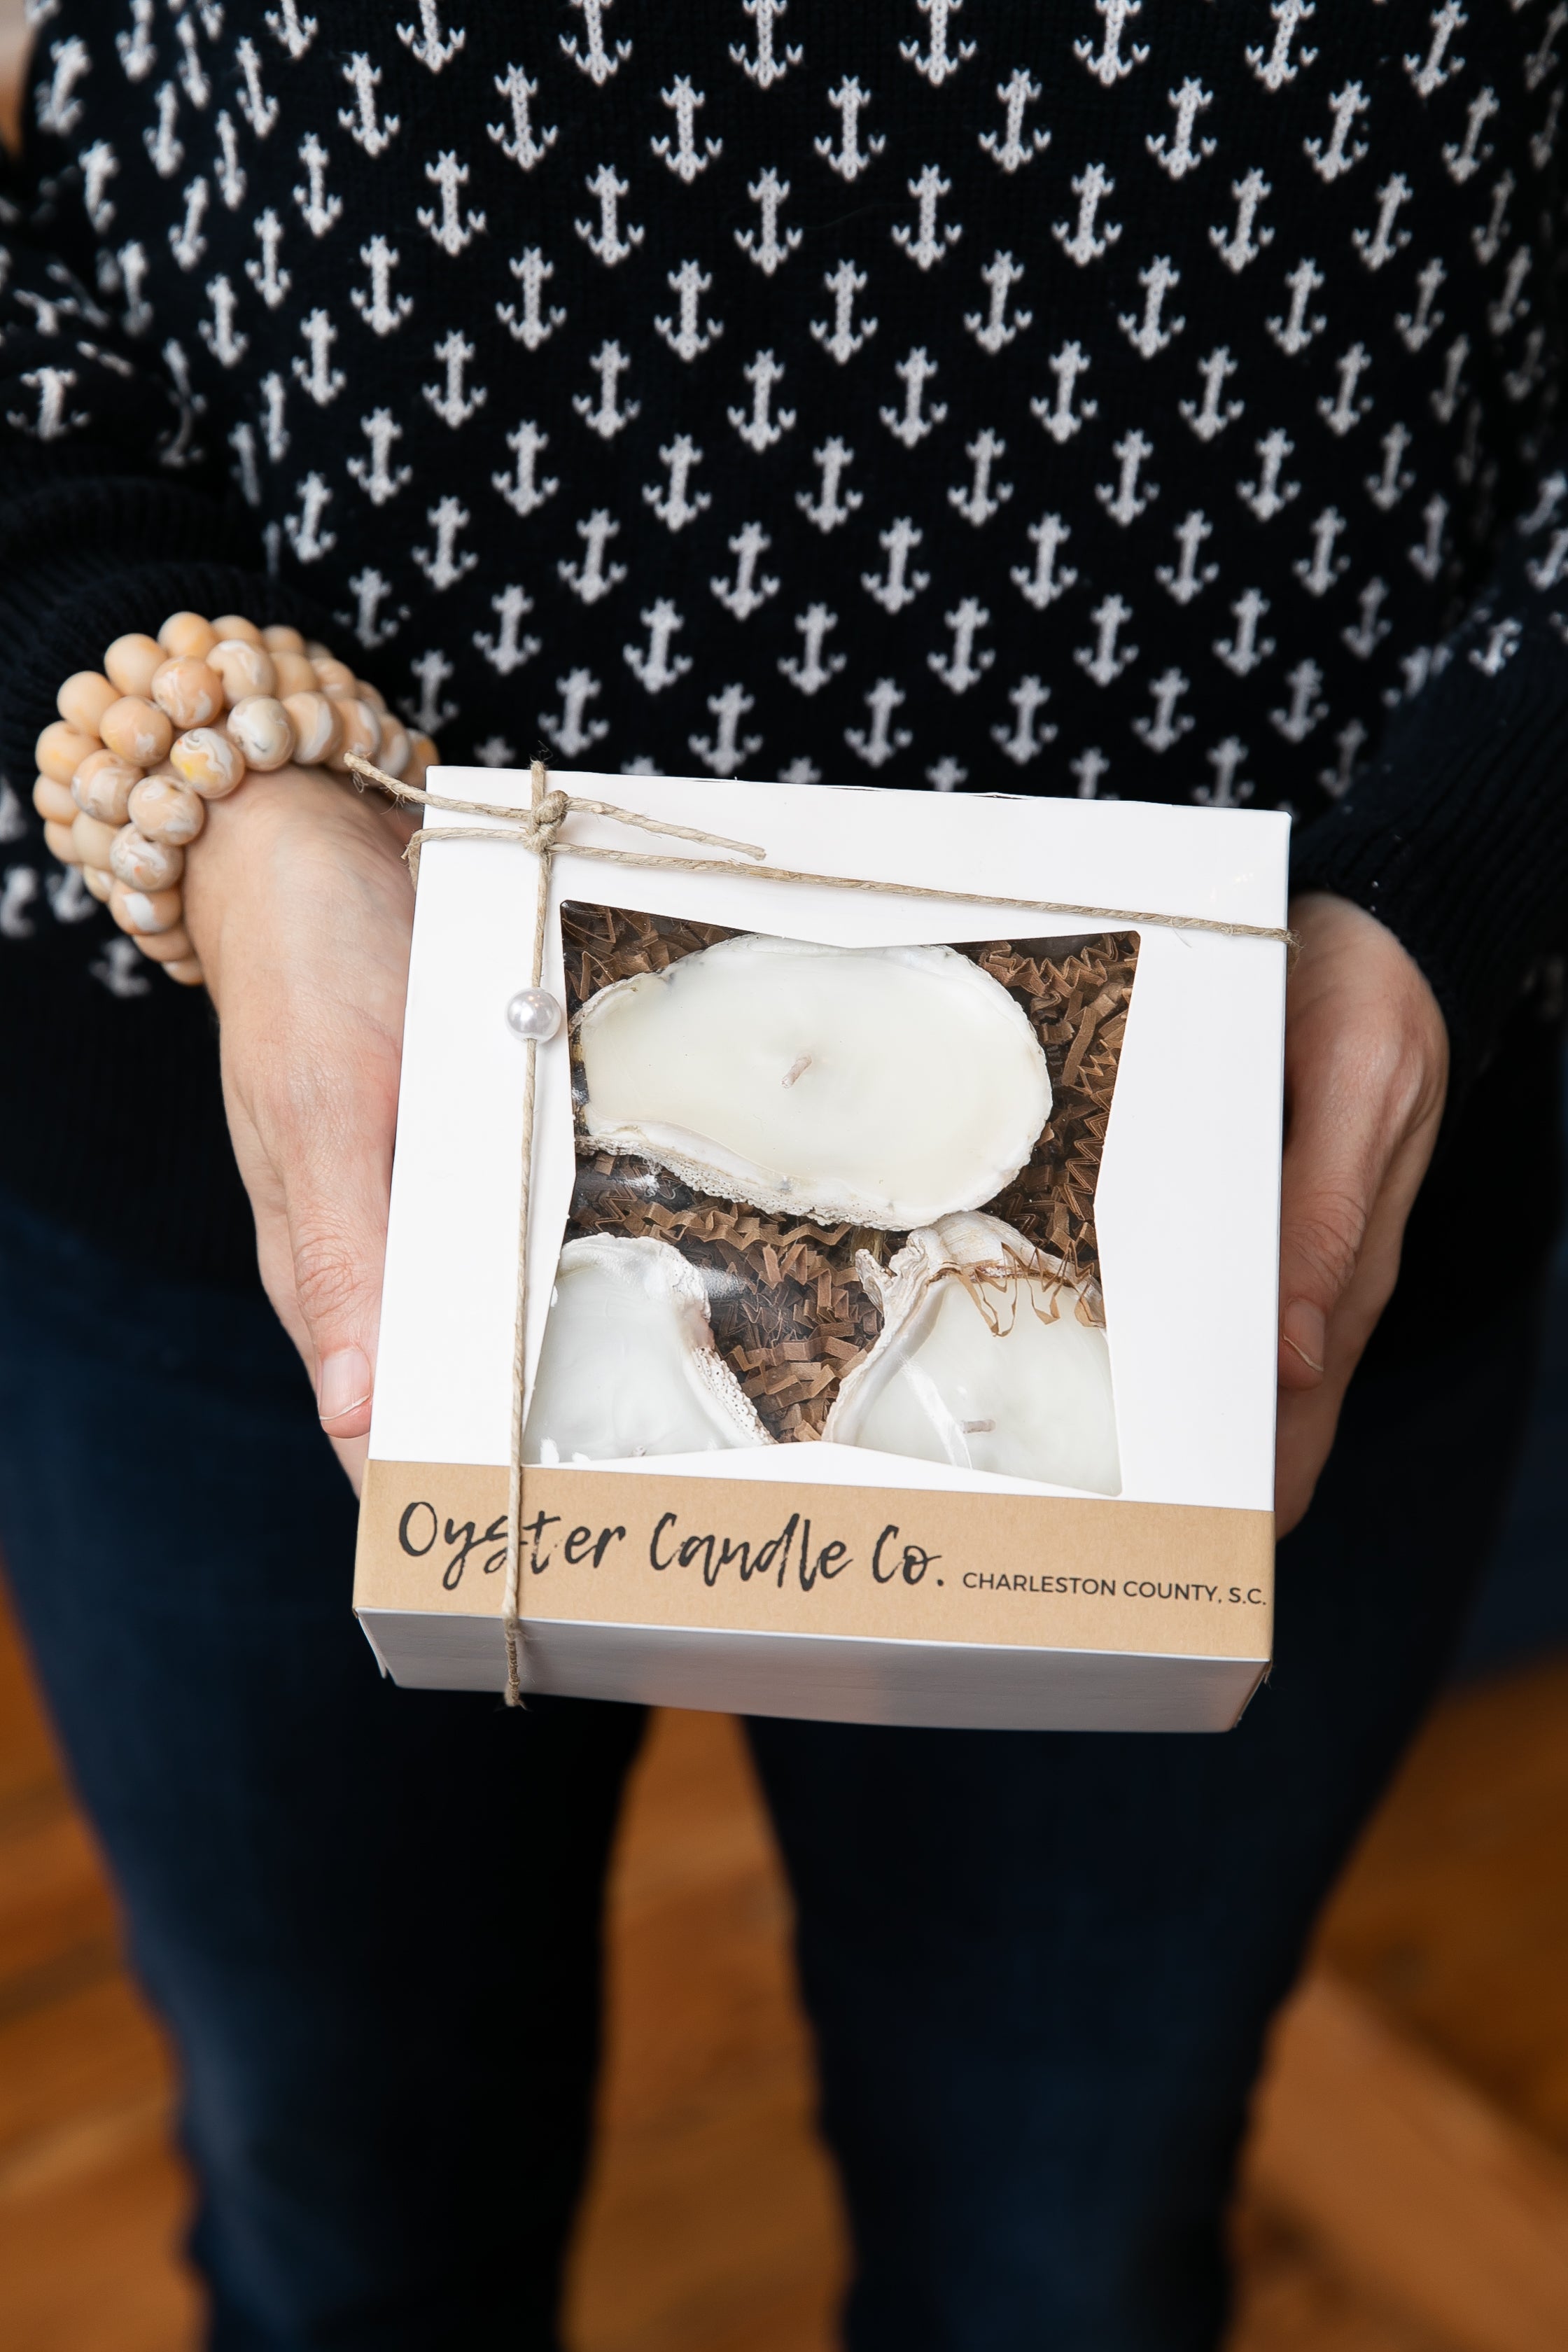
[
  {"left": 574, "top": 934, "right": 1051, "bottom": 1230},
  {"left": 823, "top": 1212, "right": 1121, "bottom": 1495},
  {"left": 523, "top": 1235, "right": 771, "bottom": 1464}
]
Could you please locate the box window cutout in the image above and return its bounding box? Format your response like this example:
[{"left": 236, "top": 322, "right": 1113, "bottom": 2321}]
[{"left": 520, "top": 903, "right": 1139, "bottom": 1497}]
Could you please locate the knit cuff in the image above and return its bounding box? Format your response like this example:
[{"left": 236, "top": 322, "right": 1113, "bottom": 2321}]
[
  {"left": 1289, "top": 605, "right": 1568, "bottom": 1121},
  {"left": 0, "top": 474, "right": 334, "bottom": 1285},
  {"left": 0, "top": 465, "right": 335, "bottom": 785}
]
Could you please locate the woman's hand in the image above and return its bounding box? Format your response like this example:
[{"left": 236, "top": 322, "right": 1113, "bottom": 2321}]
[
  {"left": 183, "top": 766, "right": 416, "bottom": 1492},
  {"left": 1275, "top": 892, "right": 1449, "bottom": 1534}
]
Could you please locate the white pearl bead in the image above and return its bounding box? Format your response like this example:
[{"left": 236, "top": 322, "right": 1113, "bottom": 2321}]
[{"left": 505, "top": 988, "right": 563, "bottom": 1042}]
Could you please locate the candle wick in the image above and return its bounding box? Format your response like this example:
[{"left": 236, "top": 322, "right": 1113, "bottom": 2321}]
[{"left": 782, "top": 1054, "right": 812, "bottom": 1088}]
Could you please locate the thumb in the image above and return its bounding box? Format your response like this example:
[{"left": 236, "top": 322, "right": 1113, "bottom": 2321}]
[
  {"left": 1278, "top": 1145, "right": 1369, "bottom": 1389},
  {"left": 236, "top": 1077, "right": 393, "bottom": 1448},
  {"left": 288, "top": 1182, "right": 388, "bottom": 1441},
  {"left": 230, "top": 1086, "right": 394, "bottom": 1496}
]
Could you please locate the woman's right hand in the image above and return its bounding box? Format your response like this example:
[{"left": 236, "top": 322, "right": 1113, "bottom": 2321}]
[{"left": 181, "top": 764, "right": 417, "bottom": 1491}]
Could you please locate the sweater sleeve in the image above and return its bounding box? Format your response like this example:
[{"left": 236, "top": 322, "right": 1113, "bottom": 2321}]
[
  {"left": 0, "top": 133, "right": 335, "bottom": 1280},
  {"left": 0, "top": 133, "right": 340, "bottom": 945},
  {"left": 0, "top": 132, "right": 328, "bottom": 963},
  {"left": 1290, "top": 450, "right": 1568, "bottom": 1118}
]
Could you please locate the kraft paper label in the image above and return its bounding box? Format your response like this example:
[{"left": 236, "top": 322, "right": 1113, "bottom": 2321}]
[{"left": 356, "top": 1462, "right": 1273, "bottom": 1662}]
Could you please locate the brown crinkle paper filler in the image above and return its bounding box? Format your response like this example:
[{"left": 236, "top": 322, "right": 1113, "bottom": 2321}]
[{"left": 560, "top": 903, "right": 1140, "bottom": 1443}]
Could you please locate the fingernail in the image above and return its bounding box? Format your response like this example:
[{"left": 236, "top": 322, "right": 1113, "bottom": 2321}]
[
  {"left": 318, "top": 1345, "right": 372, "bottom": 1425},
  {"left": 1281, "top": 1302, "right": 1326, "bottom": 1376}
]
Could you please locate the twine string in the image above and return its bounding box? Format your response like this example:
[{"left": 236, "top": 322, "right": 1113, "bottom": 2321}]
[
  {"left": 345, "top": 752, "right": 1297, "bottom": 1708},
  {"left": 500, "top": 757, "right": 550, "bottom": 1708},
  {"left": 347, "top": 758, "right": 1301, "bottom": 955}
]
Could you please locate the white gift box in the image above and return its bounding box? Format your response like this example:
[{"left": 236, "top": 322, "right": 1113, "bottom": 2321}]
[{"left": 354, "top": 768, "right": 1289, "bottom": 1733}]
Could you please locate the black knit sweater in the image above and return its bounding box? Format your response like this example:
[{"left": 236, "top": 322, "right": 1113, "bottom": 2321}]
[{"left": 1, "top": 3, "right": 1564, "bottom": 1289}]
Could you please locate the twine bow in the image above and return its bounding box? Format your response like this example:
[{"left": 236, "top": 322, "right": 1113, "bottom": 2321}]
[
  {"left": 346, "top": 752, "right": 1297, "bottom": 1707},
  {"left": 354, "top": 764, "right": 771, "bottom": 888}
]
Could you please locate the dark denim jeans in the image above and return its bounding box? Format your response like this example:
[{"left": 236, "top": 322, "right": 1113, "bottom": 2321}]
[{"left": 0, "top": 1183, "right": 1539, "bottom": 2351}]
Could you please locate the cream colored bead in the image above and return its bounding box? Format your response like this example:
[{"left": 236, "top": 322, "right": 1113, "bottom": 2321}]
[
  {"left": 104, "top": 633, "right": 166, "bottom": 698},
  {"left": 327, "top": 697, "right": 382, "bottom": 770},
  {"left": 71, "top": 749, "right": 144, "bottom": 825},
  {"left": 227, "top": 694, "right": 295, "bottom": 770},
  {"left": 158, "top": 611, "right": 218, "bottom": 659},
  {"left": 312, "top": 656, "right": 356, "bottom": 696},
  {"left": 83, "top": 864, "right": 113, "bottom": 902},
  {"left": 134, "top": 924, "right": 194, "bottom": 965},
  {"left": 262, "top": 624, "right": 306, "bottom": 656},
  {"left": 43, "top": 818, "right": 80, "bottom": 864},
  {"left": 57, "top": 670, "right": 118, "bottom": 736},
  {"left": 100, "top": 694, "right": 175, "bottom": 766},
  {"left": 376, "top": 720, "right": 412, "bottom": 779},
  {"left": 209, "top": 638, "right": 277, "bottom": 704},
  {"left": 304, "top": 639, "right": 331, "bottom": 660},
  {"left": 33, "top": 773, "right": 78, "bottom": 825},
  {"left": 170, "top": 727, "right": 246, "bottom": 798},
  {"left": 272, "top": 651, "right": 317, "bottom": 697},
  {"left": 405, "top": 734, "right": 439, "bottom": 791},
  {"left": 355, "top": 678, "right": 388, "bottom": 716},
  {"left": 108, "top": 879, "right": 184, "bottom": 935},
  {"left": 163, "top": 955, "right": 206, "bottom": 987},
  {"left": 72, "top": 811, "right": 122, "bottom": 870},
  {"left": 36, "top": 720, "right": 99, "bottom": 785},
  {"left": 211, "top": 613, "right": 263, "bottom": 648},
  {"left": 127, "top": 771, "right": 206, "bottom": 846},
  {"left": 151, "top": 658, "right": 224, "bottom": 729},
  {"left": 281, "top": 690, "right": 342, "bottom": 765},
  {"left": 110, "top": 826, "right": 185, "bottom": 890}
]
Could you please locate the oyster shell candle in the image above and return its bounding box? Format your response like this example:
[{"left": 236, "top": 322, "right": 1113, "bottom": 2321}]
[
  {"left": 356, "top": 769, "right": 1289, "bottom": 1734},
  {"left": 573, "top": 936, "right": 1051, "bottom": 1228},
  {"left": 823, "top": 1214, "right": 1121, "bottom": 1497}
]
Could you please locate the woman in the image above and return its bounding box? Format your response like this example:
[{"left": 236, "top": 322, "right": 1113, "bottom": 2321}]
[{"left": 0, "top": 8, "right": 1561, "bottom": 2346}]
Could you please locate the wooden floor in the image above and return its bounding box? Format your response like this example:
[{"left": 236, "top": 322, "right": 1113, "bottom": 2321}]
[{"left": 4, "top": 1576, "right": 1568, "bottom": 2351}]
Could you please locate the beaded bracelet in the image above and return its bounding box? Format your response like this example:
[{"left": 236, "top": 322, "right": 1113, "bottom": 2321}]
[{"left": 31, "top": 610, "right": 440, "bottom": 989}]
